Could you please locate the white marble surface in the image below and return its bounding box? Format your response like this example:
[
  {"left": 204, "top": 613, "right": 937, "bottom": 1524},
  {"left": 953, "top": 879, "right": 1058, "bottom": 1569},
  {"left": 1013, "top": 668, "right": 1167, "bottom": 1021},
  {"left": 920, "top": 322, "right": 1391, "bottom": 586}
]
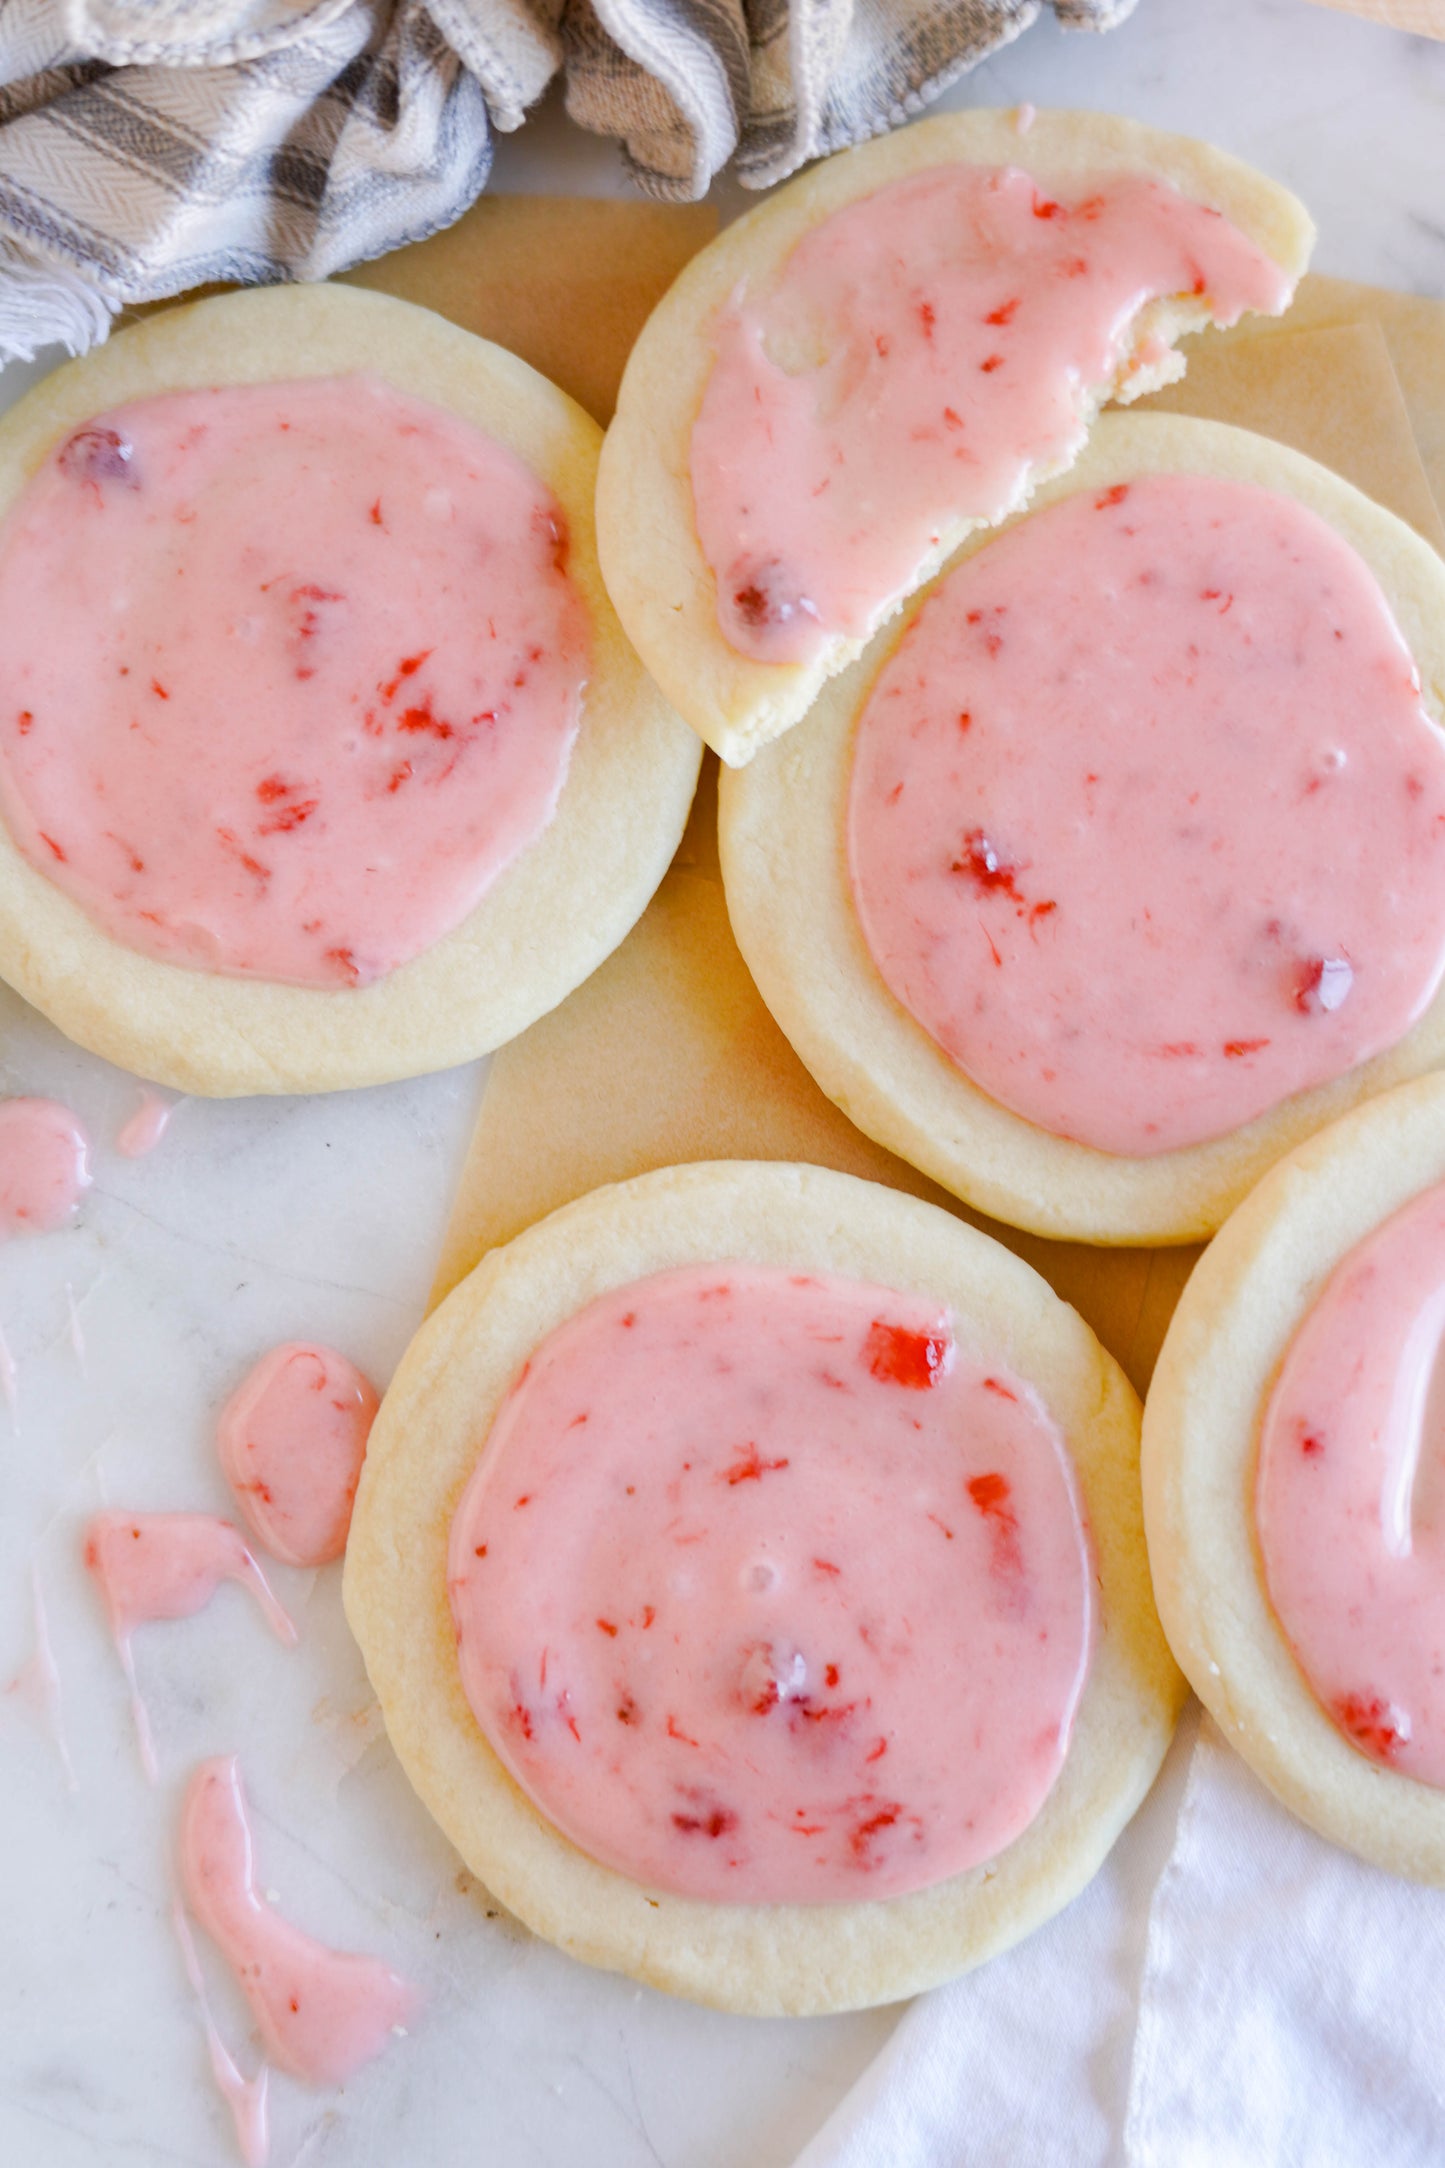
[{"left": 1, "top": 0, "right": 1442, "bottom": 2163}]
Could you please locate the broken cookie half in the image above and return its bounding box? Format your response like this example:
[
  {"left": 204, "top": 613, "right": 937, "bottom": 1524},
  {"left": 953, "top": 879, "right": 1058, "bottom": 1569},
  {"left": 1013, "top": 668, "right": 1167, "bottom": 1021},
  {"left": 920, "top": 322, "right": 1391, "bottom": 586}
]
[{"left": 597, "top": 107, "right": 1314, "bottom": 767}]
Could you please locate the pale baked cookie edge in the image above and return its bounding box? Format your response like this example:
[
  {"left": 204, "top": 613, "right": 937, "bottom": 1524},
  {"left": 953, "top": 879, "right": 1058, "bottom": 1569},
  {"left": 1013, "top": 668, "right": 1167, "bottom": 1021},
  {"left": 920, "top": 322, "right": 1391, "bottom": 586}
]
[
  {"left": 0, "top": 285, "right": 702, "bottom": 1095},
  {"left": 717, "top": 409, "right": 1445, "bottom": 1245},
  {"left": 343, "top": 1158, "right": 1184, "bottom": 2015},
  {"left": 596, "top": 107, "right": 1315, "bottom": 768},
  {"left": 1141, "top": 1069, "right": 1445, "bottom": 1883}
]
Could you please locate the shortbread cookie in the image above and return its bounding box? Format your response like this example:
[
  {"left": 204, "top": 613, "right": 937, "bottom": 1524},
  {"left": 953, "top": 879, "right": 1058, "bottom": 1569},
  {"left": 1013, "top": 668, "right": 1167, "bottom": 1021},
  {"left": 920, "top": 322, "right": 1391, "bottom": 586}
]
[
  {"left": 1143, "top": 1071, "right": 1445, "bottom": 1881},
  {"left": 719, "top": 411, "right": 1445, "bottom": 1245},
  {"left": 344, "top": 1160, "right": 1184, "bottom": 2015},
  {"left": 597, "top": 109, "right": 1312, "bottom": 767},
  {"left": 0, "top": 286, "right": 701, "bottom": 1095}
]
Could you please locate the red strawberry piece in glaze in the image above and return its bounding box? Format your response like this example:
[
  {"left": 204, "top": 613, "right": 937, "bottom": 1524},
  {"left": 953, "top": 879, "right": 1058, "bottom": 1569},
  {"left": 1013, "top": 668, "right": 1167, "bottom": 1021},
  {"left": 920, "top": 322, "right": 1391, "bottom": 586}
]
[
  {"left": 1333, "top": 1691, "right": 1411, "bottom": 1763},
  {"left": 58, "top": 426, "right": 138, "bottom": 492},
  {"left": 738, "top": 1641, "right": 808, "bottom": 1714},
  {"left": 1296, "top": 954, "right": 1354, "bottom": 1015},
  {"left": 726, "top": 558, "right": 821, "bottom": 646},
  {"left": 863, "top": 1319, "right": 953, "bottom": 1389}
]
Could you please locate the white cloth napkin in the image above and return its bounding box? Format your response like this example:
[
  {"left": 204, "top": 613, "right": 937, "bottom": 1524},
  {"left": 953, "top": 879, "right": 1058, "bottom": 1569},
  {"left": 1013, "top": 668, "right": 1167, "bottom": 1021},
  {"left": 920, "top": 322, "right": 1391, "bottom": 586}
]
[
  {"left": 0, "top": 0, "right": 1136, "bottom": 366},
  {"left": 796, "top": 1712, "right": 1445, "bottom": 2166}
]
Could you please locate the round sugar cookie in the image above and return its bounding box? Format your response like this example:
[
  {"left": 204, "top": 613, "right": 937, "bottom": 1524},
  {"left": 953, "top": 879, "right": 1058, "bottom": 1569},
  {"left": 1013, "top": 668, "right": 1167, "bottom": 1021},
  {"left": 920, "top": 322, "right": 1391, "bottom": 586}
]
[
  {"left": 1142, "top": 1072, "right": 1445, "bottom": 1882},
  {"left": 718, "top": 411, "right": 1445, "bottom": 1247},
  {"left": 597, "top": 108, "right": 1313, "bottom": 768},
  {"left": 343, "top": 1159, "right": 1184, "bottom": 2015},
  {"left": 0, "top": 286, "right": 701, "bottom": 1096}
]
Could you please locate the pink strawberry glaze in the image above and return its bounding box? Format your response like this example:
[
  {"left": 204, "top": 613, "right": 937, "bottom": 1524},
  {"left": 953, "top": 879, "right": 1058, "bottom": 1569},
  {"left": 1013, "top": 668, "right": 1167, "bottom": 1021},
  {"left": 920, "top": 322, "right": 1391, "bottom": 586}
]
[
  {"left": 179, "top": 1756, "right": 419, "bottom": 2087},
  {"left": 848, "top": 472, "right": 1445, "bottom": 1157},
  {"left": 1257, "top": 1178, "right": 1445, "bottom": 1786},
  {"left": 0, "top": 1097, "right": 91, "bottom": 1235},
  {"left": 0, "top": 377, "right": 589, "bottom": 987},
  {"left": 690, "top": 164, "right": 1289, "bottom": 664},
  {"left": 447, "top": 1263, "right": 1093, "bottom": 1904},
  {"left": 116, "top": 1087, "right": 174, "bottom": 1157},
  {"left": 172, "top": 1900, "right": 270, "bottom": 2168},
  {"left": 84, "top": 1511, "right": 297, "bottom": 1779},
  {"left": 84, "top": 1510, "right": 297, "bottom": 1646},
  {"left": 217, "top": 1341, "right": 380, "bottom": 1568}
]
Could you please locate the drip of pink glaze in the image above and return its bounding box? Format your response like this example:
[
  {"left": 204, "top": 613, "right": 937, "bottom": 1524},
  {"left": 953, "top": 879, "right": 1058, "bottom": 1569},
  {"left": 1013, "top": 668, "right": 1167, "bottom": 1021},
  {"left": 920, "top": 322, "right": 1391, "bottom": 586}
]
[
  {"left": 116, "top": 1087, "right": 175, "bottom": 1158},
  {"left": 0, "top": 377, "right": 589, "bottom": 988},
  {"left": 83, "top": 1511, "right": 297, "bottom": 1781},
  {"left": 1015, "top": 103, "right": 1036, "bottom": 134},
  {"left": 0, "top": 1324, "right": 16, "bottom": 1429},
  {"left": 179, "top": 1756, "right": 419, "bottom": 2086},
  {"left": 690, "top": 164, "right": 1291, "bottom": 664},
  {"left": 6, "top": 1563, "right": 78, "bottom": 1790},
  {"left": 172, "top": 1899, "right": 270, "bottom": 2168},
  {"left": 65, "top": 1281, "right": 85, "bottom": 1371},
  {"left": 847, "top": 472, "right": 1445, "bottom": 1155},
  {"left": 84, "top": 1510, "right": 297, "bottom": 1645},
  {"left": 449, "top": 1263, "right": 1093, "bottom": 1904},
  {"left": 217, "top": 1343, "right": 380, "bottom": 1568},
  {"left": 1257, "top": 1178, "right": 1445, "bottom": 1784},
  {"left": 0, "top": 1096, "right": 91, "bottom": 1236}
]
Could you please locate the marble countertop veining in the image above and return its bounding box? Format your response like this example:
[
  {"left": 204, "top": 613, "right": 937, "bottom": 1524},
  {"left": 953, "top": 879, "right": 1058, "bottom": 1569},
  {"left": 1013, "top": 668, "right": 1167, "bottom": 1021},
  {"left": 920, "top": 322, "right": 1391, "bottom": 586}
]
[{"left": 1, "top": 1, "right": 1442, "bottom": 2163}]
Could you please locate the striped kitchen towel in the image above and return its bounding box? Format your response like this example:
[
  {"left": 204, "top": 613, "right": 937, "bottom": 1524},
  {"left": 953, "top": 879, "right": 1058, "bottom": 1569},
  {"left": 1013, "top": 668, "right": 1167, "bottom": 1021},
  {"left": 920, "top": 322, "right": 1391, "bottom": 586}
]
[{"left": 0, "top": 0, "right": 1134, "bottom": 364}]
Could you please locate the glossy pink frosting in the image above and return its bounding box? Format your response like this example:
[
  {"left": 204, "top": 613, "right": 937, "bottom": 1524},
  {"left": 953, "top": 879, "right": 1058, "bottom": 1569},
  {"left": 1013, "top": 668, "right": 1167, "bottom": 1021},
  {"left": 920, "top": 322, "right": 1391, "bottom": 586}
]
[
  {"left": 690, "top": 164, "right": 1289, "bottom": 663},
  {"left": 217, "top": 1341, "right": 380, "bottom": 1568},
  {"left": 173, "top": 1901, "right": 270, "bottom": 2168},
  {"left": 116, "top": 1088, "right": 174, "bottom": 1157},
  {"left": 84, "top": 1510, "right": 296, "bottom": 1778},
  {"left": 0, "top": 377, "right": 589, "bottom": 987},
  {"left": 0, "top": 1096, "right": 91, "bottom": 1235},
  {"left": 179, "top": 1756, "right": 418, "bottom": 2086},
  {"left": 1257, "top": 1179, "right": 1445, "bottom": 1786},
  {"left": 848, "top": 472, "right": 1445, "bottom": 1156},
  {"left": 448, "top": 1264, "right": 1093, "bottom": 1904},
  {"left": 84, "top": 1510, "right": 297, "bottom": 1646}
]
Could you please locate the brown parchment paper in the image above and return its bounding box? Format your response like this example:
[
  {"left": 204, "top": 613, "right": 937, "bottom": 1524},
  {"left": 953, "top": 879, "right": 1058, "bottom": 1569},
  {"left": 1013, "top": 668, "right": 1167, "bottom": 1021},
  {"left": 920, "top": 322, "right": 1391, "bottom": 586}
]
[
  {"left": 428, "top": 238, "right": 1445, "bottom": 1398},
  {"left": 344, "top": 197, "right": 718, "bottom": 424},
  {"left": 1306, "top": 0, "right": 1445, "bottom": 36}
]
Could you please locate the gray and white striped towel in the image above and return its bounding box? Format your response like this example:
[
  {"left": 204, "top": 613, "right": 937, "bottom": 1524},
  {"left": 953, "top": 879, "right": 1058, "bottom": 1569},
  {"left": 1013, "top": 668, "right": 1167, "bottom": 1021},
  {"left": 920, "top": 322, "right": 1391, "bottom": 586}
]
[{"left": 0, "top": 0, "right": 1135, "bottom": 365}]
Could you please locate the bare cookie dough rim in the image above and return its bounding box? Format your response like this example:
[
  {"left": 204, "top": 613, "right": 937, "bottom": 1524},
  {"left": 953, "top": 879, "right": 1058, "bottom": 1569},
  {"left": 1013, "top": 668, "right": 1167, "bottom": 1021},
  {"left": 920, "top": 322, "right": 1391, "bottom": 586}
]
[
  {"left": 343, "top": 1159, "right": 1184, "bottom": 2016},
  {"left": 1141, "top": 1073, "right": 1445, "bottom": 1882},
  {"left": 0, "top": 286, "right": 701, "bottom": 1097},
  {"left": 718, "top": 412, "right": 1445, "bottom": 1248},
  {"left": 596, "top": 106, "right": 1314, "bottom": 768}
]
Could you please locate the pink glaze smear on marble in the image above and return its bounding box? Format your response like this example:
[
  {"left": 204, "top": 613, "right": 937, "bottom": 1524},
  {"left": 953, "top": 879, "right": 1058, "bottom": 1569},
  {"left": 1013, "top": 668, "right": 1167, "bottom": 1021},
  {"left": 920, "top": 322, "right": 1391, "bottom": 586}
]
[
  {"left": 83, "top": 1511, "right": 296, "bottom": 1778},
  {"left": 180, "top": 1756, "right": 419, "bottom": 2087},
  {"left": 6, "top": 1563, "right": 77, "bottom": 1790},
  {"left": 690, "top": 163, "right": 1290, "bottom": 664},
  {"left": 847, "top": 472, "right": 1445, "bottom": 1156},
  {"left": 217, "top": 1342, "right": 379, "bottom": 1568},
  {"left": 0, "top": 1096, "right": 91, "bottom": 1235},
  {"left": 116, "top": 1087, "right": 175, "bottom": 1157},
  {"left": 173, "top": 1899, "right": 270, "bottom": 2168},
  {"left": 0, "top": 376, "right": 589, "bottom": 987},
  {"left": 448, "top": 1263, "right": 1093, "bottom": 1904},
  {"left": 1258, "top": 1177, "right": 1445, "bottom": 1785}
]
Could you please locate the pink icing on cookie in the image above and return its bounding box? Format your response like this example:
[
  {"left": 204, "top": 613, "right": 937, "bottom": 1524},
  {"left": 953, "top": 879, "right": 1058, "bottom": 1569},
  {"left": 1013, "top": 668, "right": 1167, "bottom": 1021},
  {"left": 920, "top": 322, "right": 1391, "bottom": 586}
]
[
  {"left": 179, "top": 1755, "right": 418, "bottom": 2086},
  {"left": 1257, "top": 1178, "right": 1445, "bottom": 1785},
  {"left": 0, "top": 377, "right": 589, "bottom": 987},
  {"left": 448, "top": 1263, "right": 1093, "bottom": 1903},
  {"left": 847, "top": 472, "right": 1445, "bottom": 1155},
  {"left": 0, "top": 1097, "right": 91, "bottom": 1235},
  {"left": 217, "top": 1342, "right": 379, "bottom": 1568},
  {"left": 691, "top": 164, "right": 1290, "bottom": 663}
]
